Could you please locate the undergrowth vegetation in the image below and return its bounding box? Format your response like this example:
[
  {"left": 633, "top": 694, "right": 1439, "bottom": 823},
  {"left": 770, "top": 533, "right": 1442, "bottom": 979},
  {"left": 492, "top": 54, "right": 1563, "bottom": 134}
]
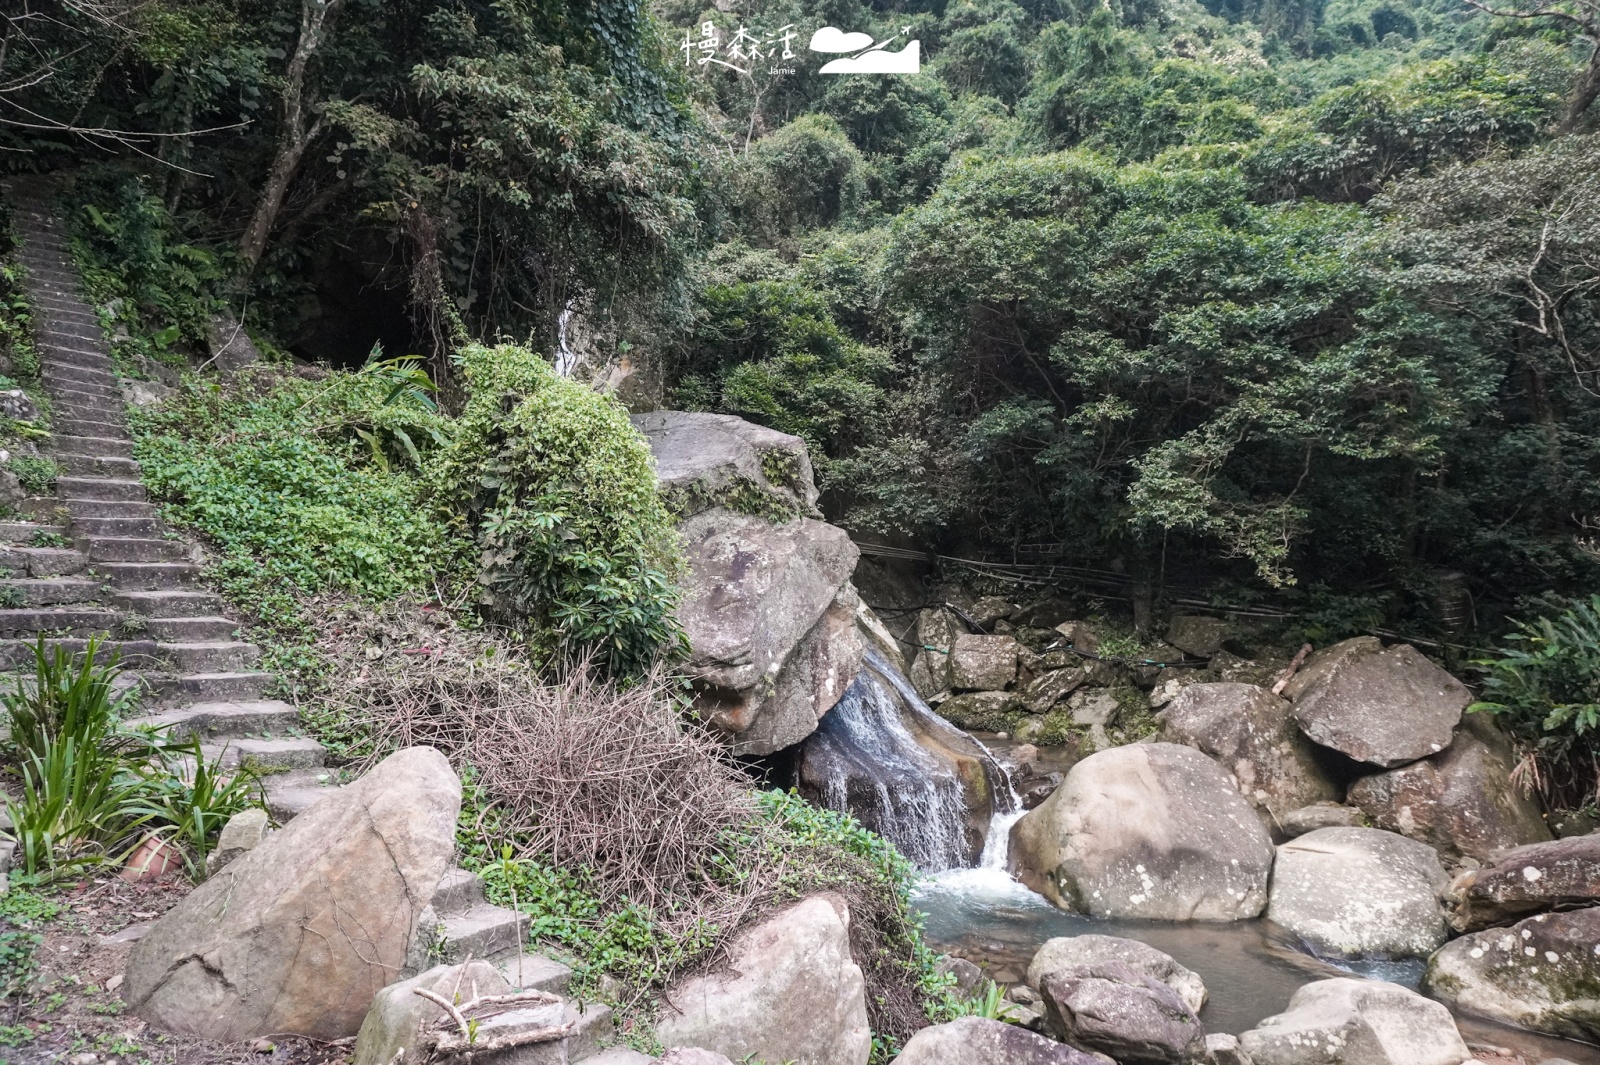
[{"left": 310, "top": 599, "right": 954, "bottom": 1055}]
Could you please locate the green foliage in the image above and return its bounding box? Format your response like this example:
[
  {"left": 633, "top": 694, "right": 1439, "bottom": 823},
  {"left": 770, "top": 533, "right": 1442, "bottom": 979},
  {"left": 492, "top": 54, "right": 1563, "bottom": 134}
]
[
  {"left": 1473, "top": 596, "right": 1600, "bottom": 804},
  {"left": 432, "top": 343, "right": 684, "bottom": 675},
  {"left": 128, "top": 366, "right": 448, "bottom": 642},
  {"left": 2, "top": 636, "right": 138, "bottom": 762},
  {"left": 7, "top": 455, "right": 56, "bottom": 496},
  {"left": 0, "top": 890, "right": 59, "bottom": 1000},
  {"left": 128, "top": 735, "right": 267, "bottom": 876},
  {"left": 4, "top": 736, "right": 156, "bottom": 878}
]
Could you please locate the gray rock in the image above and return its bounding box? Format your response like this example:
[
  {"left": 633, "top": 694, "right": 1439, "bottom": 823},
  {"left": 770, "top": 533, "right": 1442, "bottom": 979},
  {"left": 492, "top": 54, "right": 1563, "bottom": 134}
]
[
  {"left": 674, "top": 510, "right": 863, "bottom": 754},
  {"left": 936, "top": 956, "right": 986, "bottom": 997},
  {"left": 206, "top": 311, "right": 262, "bottom": 371},
  {"left": 1279, "top": 803, "right": 1364, "bottom": 838},
  {"left": 1425, "top": 907, "right": 1600, "bottom": 1041},
  {"left": 971, "top": 597, "right": 1019, "bottom": 625},
  {"left": 1158, "top": 683, "right": 1339, "bottom": 823},
  {"left": 1204, "top": 1033, "right": 1251, "bottom": 1065},
  {"left": 656, "top": 895, "right": 869, "bottom": 1065},
  {"left": 1027, "top": 935, "right": 1207, "bottom": 1014},
  {"left": 1022, "top": 668, "right": 1086, "bottom": 713},
  {"left": 910, "top": 609, "right": 960, "bottom": 698},
  {"left": 950, "top": 634, "right": 1021, "bottom": 691},
  {"left": 0, "top": 468, "right": 23, "bottom": 511},
  {"left": 1449, "top": 835, "right": 1600, "bottom": 932},
  {"left": 204, "top": 807, "right": 270, "bottom": 876},
  {"left": 1038, "top": 960, "right": 1206, "bottom": 1064},
  {"left": 122, "top": 378, "right": 174, "bottom": 408},
  {"left": 351, "top": 960, "right": 510, "bottom": 1065},
  {"left": 123, "top": 747, "right": 461, "bottom": 1041},
  {"left": 1008, "top": 743, "right": 1274, "bottom": 921},
  {"left": 658, "top": 1051, "right": 737, "bottom": 1065},
  {"left": 1166, "top": 616, "right": 1231, "bottom": 658},
  {"left": 1347, "top": 717, "right": 1550, "bottom": 861},
  {"left": 891, "top": 1016, "right": 1103, "bottom": 1064},
  {"left": 1279, "top": 637, "right": 1384, "bottom": 701},
  {"left": 632, "top": 410, "right": 817, "bottom": 519},
  {"left": 1240, "top": 978, "right": 1468, "bottom": 1065},
  {"left": 937, "top": 690, "right": 1023, "bottom": 732},
  {"left": 1267, "top": 827, "right": 1449, "bottom": 958},
  {"left": 0, "top": 389, "right": 39, "bottom": 422},
  {"left": 1290, "top": 641, "right": 1469, "bottom": 768}
]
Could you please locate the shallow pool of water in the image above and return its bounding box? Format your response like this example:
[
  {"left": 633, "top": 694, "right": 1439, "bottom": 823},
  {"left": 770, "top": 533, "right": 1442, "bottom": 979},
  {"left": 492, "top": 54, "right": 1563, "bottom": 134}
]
[{"left": 913, "top": 863, "right": 1600, "bottom": 1063}]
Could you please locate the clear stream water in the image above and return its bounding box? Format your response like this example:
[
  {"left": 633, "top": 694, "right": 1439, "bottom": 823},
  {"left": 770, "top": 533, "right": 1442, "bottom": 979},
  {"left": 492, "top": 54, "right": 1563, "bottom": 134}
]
[{"left": 853, "top": 715, "right": 1600, "bottom": 1062}]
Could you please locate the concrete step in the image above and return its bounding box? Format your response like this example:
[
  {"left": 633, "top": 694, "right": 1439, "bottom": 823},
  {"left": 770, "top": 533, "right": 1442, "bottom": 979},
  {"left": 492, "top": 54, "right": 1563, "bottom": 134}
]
[
  {"left": 0, "top": 546, "right": 86, "bottom": 577},
  {"left": 41, "top": 351, "right": 115, "bottom": 374},
  {"left": 54, "top": 403, "right": 121, "bottom": 426},
  {"left": 113, "top": 588, "right": 224, "bottom": 617},
  {"left": 582, "top": 1050, "right": 652, "bottom": 1065},
  {"left": 432, "top": 869, "right": 487, "bottom": 916},
  {"left": 161, "top": 640, "right": 259, "bottom": 672},
  {"left": 34, "top": 327, "right": 107, "bottom": 351},
  {"left": 125, "top": 699, "right": 301, "bottom": 741},
  {"left": 54, "top": 436, "right": 131, "bottom": 460},
  {"left": 55, "top": 454, "right": 138, "bottom": 479},
  {"left": 66, "top": 500, "right": 157, "bottom": 520},
  {"left": 0, "top": 578, "right": 105, "bottom": 606},
  {"left": 0, "top": 638, "right": 159, "bottom": 670},
  {"left": 92, "top": 561, "right": 198, "bottom": 589},
  {"left": 440, "top": 904, "right": 532, "bottom": 963},
  {"left": 142, "top": 669, "right": 273, "bottom": 704},
  {"left": 143, "top": 615, "right": 238, "bottom": 641},
  {"left": 34, "top": 309, "right": 100, "bottom": 332},
  {"left": 53, "top": 418, "right": 129, "bottom": 441},
  {"left": 58, "top": 476, "right": 146, "bottom": 502},
  {"left": 72, "top": 516, "right": 162, "bottom": 538},
  {"left": 202, "top": 735, "right": 325, "bottom": 772},
  {"left": 262, "top": 768, "right": 342, "bottom": 820},
  {"left": 470, "top": 1000, "right": 612, "bottom": 1065},
  {"left": 0, "top": 523, "right": 68, "bottom": 544},
  {"left": 495, "top": 951, "right": 574, "bottom": 995},
  {"left": 0, "top": 607, "right": 120, "bottom": 636},
  {"left": 81, "top": 536, "right": 183, "bottom": 562},
  {"left": 46, "top": 377, "right": 120, "bottom": 400}
]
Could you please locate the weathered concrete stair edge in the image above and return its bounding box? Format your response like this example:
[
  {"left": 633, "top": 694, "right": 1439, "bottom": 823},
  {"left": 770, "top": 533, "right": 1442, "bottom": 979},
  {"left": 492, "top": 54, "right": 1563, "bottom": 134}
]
[{"left": 2, "top": 182, "right": 335, "bottom": 814}]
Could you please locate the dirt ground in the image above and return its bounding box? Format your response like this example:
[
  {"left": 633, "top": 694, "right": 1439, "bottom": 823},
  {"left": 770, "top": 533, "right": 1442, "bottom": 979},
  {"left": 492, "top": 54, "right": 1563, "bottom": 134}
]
[{"left": 0, "top": 873, "right": 349, "bottom": 1065}]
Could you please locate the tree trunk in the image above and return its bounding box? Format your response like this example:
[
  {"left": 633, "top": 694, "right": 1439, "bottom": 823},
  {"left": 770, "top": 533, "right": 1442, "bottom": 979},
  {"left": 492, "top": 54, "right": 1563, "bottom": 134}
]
[
  {"left": 1558, "top": 40, "right": 1600, "bottom": 134},
  {"left": 238, "top": 0, "right": 344, "bottom": 273}
]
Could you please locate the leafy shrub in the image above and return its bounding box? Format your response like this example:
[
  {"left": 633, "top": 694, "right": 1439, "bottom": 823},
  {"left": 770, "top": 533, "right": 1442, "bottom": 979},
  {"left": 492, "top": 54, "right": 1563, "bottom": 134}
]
[
  {"left": 4, "top": 735, "right": 155, "bottom": 877},
  {"left": 2, "top": 637, "right": 138, "bottom": 761},
  {"left": 1473, "top": 595, "right": 1600, "bottom": 806},
  {"left": 431, "top": 343, "right": 684, "bottom": 675},
  {"left": 0, "top": 890, "right": 59, "bottom": 999},
  {"left": 129, "top": 735, "right": 266, "bottom": 875}
]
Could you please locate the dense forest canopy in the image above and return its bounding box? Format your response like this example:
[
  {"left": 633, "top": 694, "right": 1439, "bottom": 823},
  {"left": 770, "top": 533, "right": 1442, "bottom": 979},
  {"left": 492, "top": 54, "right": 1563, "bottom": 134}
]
[{"left": 2, "top": 0, "right": 1599, "bottom": 640}]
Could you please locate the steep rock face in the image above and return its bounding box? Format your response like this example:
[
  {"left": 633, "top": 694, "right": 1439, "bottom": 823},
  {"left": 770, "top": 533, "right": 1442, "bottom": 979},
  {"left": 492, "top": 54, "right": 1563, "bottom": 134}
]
[
  {"left": 1289, "top": 641, "right": 1469, "bottom": 768},
  {"left": 1008, "top": 743, "right": 1274, "bottom": 920},
  {"left": 1157, "top": 682, "right": 1339, "bottom": 823},
  {"left": 1346, "top": 716, "right": 1549, "bottom": 861},
  {"left": 124, "top": 748, "right": 460, "bottom": 1041},
  {"left": 656, "top": 895, "right": 870, "bottom": 1065},
  {"left": 794, "top": 646, "right": 1001, "bottom": 869},
  {"left": 1266, "top": 827, "right": 1450, "bottom": 959},
  {"left": 1240, "top": 978, "right": 1469, "bottom": 1065},
  {"left": 1450, "top": 835, "right": 1600, "bottom": 932},
  {"left": 637, "top": 412, "right": 863, "bottom": 755},
  {"left": 1424, "top": 907, "right": 1600, "bottom": 1041}
]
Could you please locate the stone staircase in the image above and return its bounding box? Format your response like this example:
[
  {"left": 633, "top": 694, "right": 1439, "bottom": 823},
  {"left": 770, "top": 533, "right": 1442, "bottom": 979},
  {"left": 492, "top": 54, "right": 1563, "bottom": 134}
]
[
  {"left": 2, "top": 180, "right": 339, "bottom": 819},
  {"left": 4, "top": 183, "right": 643, "bottom": 1065}
]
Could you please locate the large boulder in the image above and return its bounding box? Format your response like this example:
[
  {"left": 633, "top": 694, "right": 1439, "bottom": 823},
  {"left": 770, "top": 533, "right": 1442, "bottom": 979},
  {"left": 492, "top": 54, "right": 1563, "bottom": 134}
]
[
  {"left": 1027, "top": 935, "right": 1207, "bottom": 1015},
  {"left": 1266, "top": 827, "right": 1449, "bottom": 958},
  {"left": 1425, "top": 906, "right": 1600, "bottom": 1041},
  {"left": 1239, "top": 978, "right": 1469, "bottom": 1065},
  {"left": 674, "top": 510, "right": 863, "bottom": 754},
  {"left": 1165, "top": 616, "right": 1231, "bottom": 658},
  {"left": 936, "top": 690, "right": 1023, "bottom": 732},
  {"left": 891, "top": 1017, "right": 1102, "bottom": 1064},
  {"left": 124, "top": 747, "right": 460, "bottom": 1041},
  {"left": 794, "top": 647, "right": 1002, "bottom": 869},
  {"left": 656, "top": 895, "right": 870, "bottom": 1065},
  {"left": 949, "top": 634, "right": 1021, "bottom": 691},
  {"left": 1008, "top": 743, "right": 1274, "bottom": 921},
  {"left": 1346, "top": 715, "right": 1549, "bottom": 861},
  {"left": 351, "top": 961, "right": 510, "bottom": 1065},
  {"left": 631, "top": 410, "right": 817, "bottom": 520},
  {"left": 1038, "top": 960, "right": 1206, "bottom": 1064},
  {"left": 1449, "top": 835, "right": 1600, "bottom": 932},
  {"left": 1158, "top": 683, "right": 1339, "bottom": 823},
  {"left": 909, "top": 608, "right": 959, "bottom": 699},
  {"left": 1289, "top": 640, "right": 1470, "bottom": 768}
]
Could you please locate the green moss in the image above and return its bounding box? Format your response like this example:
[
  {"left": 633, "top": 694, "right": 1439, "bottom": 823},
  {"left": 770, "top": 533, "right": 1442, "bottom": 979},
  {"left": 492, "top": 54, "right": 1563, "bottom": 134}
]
[
  {"left": 1109, "top": 685, "right": 1162, "bottom": 743},
  {"left": 663, "top": 474, "right": 800, "bottom": 524},
  {"left": 936, "top": 693, "right": 1025, "bottom": 733}
]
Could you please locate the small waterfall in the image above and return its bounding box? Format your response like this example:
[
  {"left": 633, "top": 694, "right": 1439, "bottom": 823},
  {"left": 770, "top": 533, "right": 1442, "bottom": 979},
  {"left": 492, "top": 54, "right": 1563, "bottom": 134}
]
[
  {"left": 799, "top": 648, "right": 1014, "bottom": 872},
  {"left": 554, "top": 300, "right": 578, "bottom": 376}
]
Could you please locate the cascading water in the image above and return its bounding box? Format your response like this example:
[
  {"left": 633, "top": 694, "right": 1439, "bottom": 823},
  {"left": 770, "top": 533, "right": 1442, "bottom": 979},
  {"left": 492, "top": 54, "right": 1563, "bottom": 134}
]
[{"left": 797, "top": 647, "right": 1014, "bottom": 872}]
